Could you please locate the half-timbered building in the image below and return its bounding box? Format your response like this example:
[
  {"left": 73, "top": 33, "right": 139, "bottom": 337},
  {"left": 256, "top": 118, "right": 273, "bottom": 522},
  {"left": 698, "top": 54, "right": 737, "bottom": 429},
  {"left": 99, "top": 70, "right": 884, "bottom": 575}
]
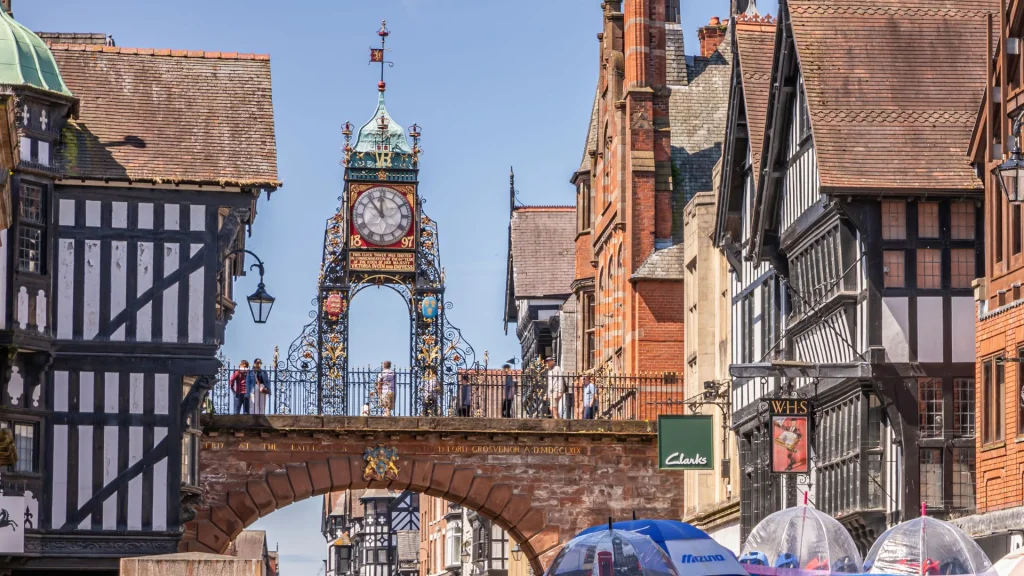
[
  {"left": 0, "top": 6, "right": 279, "bottom": 572},
  {"left": 716, "top": 0, "right": 993, "bottom": 549}
]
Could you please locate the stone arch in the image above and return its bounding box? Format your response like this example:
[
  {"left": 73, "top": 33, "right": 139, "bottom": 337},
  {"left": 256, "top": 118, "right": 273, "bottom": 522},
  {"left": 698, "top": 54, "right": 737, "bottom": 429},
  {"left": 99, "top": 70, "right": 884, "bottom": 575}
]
[
  {"left": 181, "top": 416, "right": 674, "bottom": 573},
  {"left": 182, "top": 456, "right": 552, "bottom": 574}
]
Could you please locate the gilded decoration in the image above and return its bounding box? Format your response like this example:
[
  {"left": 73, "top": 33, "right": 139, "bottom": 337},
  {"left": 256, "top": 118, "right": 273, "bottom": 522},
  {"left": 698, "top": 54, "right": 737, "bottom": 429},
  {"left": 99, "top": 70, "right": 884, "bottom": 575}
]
[
  {"left": 273, "top": 22, "right": 477, "bottom": 416},
  {"left": 0, "top": 428, "right": 17, "bottom": 468},
  {"left": 363, "top": 445, "right": 400, "bottom": 481}
]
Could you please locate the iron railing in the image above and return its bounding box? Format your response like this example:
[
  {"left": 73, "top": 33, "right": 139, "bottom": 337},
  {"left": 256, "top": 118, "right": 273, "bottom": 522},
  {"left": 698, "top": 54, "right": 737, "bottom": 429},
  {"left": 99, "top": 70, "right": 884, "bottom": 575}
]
[{"left": 211, "top": 366, "right": 686, "bottom": 421}]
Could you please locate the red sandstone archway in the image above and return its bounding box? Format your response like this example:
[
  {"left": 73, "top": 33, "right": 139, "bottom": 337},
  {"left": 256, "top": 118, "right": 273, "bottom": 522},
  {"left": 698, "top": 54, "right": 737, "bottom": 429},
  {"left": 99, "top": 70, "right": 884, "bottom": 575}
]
[{"left": 181, "top": 416, "right": 679, "bottom": 573}]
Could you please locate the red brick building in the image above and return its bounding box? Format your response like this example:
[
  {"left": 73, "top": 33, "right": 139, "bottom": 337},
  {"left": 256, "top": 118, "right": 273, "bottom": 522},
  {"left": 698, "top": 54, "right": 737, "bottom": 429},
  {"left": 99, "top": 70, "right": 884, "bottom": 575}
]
[
  {"left": 962, "top": 0, "right": 1024, "bottom": 556},
  {"left": 569, "top": 0, "right": 731, "bottom": 374}
]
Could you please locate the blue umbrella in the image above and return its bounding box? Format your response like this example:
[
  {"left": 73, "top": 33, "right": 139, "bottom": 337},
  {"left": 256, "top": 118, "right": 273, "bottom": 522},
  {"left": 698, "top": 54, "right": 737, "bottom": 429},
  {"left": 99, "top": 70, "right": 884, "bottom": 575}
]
[{"left": 577, "top": 520, "right": 746, "bottom": 576}]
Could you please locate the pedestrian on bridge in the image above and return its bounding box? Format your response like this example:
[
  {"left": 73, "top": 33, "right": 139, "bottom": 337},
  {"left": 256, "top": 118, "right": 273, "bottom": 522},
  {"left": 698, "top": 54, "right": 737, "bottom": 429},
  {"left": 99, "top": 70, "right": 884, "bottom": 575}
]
[
  {"left": 457, "top": 374, "right": 472, "bottom": 417},
  {"left": 229, "top": 360, "right": 250, "bottom": 415},
  {"left": 247, "top": 358, "right": 270, "bottom": 415},
  {"left": 546, "top": 358, "right": 566, "bottom": 419},
  {"left": 501, "top": 364, "right": 516, "bottom": 418},
  {"left": 376, "top": 361, "right": 395, "bottom": 416}
]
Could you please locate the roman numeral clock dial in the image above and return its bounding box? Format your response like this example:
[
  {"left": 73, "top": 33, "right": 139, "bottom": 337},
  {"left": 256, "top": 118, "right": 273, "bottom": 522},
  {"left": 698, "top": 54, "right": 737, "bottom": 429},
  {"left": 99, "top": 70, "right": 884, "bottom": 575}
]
[{"left": 352, "top": 186, "right": 412, "bottom": 246}]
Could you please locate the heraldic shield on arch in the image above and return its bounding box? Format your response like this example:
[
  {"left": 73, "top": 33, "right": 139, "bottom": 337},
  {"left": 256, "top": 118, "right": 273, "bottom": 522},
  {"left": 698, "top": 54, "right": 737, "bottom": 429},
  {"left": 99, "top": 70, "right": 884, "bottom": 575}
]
[{"left": 280, "top": 21, "right": 476, "bottom": 416}]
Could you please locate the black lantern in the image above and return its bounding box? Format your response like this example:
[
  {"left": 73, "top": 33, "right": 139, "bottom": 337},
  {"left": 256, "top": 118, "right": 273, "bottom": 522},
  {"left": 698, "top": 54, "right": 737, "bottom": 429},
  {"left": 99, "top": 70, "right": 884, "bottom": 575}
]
[
  {"left": 996, "top": 113, "right": 1024, "bottom": 204},
  {"left": 511, "top": 542, "right": 523, "bottom": 562},
  {"left": 227, "top": 249, "right": 275, "bottom": 324},
  {"left": 461, "top": 542, "right": 472, "bottom": 563},
  {"left": 247, "top": 281, "right": 275, "bottom": 324}
]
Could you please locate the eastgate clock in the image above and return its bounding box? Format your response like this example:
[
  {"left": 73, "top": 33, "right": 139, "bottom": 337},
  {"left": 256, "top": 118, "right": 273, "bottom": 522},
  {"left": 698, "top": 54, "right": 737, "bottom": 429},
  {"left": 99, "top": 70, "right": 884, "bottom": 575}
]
[{"left": 352, "top": 186, "right": 413, "bottom": 246}]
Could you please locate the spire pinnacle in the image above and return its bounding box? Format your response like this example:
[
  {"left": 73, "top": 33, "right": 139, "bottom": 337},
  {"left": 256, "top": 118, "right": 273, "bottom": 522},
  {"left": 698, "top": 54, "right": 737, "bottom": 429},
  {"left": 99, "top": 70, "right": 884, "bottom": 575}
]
[{"left": 369, "top": 19, "right": 393, "bottom": 92}]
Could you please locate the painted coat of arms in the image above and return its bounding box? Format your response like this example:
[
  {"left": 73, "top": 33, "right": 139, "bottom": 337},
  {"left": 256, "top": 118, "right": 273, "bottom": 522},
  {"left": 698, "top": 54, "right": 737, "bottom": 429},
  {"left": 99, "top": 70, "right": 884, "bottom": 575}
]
[{"left": 363, "top": 445, "right": 400, "bottom": 481}]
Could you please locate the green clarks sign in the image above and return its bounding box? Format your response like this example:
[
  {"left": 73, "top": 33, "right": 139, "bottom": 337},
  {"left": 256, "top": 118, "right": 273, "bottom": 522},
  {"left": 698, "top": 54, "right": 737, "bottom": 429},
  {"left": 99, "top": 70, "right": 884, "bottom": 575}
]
[{"left": 658, "top": 415, "right": 714, "bottom": 470}]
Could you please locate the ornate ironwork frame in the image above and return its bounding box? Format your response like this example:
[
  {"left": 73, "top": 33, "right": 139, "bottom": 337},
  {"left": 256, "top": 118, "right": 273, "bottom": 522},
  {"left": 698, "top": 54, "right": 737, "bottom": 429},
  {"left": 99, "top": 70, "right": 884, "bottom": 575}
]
[{"left": 277, "top": 95, "right": 475, "bottom": 415}]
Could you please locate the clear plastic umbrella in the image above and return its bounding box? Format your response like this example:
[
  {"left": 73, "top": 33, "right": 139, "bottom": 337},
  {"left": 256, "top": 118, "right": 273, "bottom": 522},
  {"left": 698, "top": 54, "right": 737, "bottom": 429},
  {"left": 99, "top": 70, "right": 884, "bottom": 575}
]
[
  {"left": 740, "top": 498, "right": 863, "bottom": 574},
  {"left": 864, "top": 507, "right": 992, "bottom": 576},
  {"left": 545, "top": 527, "right": 680, "bottom": 576}
]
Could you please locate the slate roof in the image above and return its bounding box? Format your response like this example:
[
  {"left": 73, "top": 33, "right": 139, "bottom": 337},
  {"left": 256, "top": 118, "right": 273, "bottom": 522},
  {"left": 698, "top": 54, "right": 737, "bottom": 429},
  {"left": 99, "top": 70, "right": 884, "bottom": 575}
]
[
  {"left": 734, "top": 15, "right": 776, "bottom": 176},
  {"left": 669, "top": 31, "right": 731, "bottom": 207},
  {"left": 632, "top": 243, "right": 686, "bottom": 281},
  {"left": 576, "top": 85, "right": 599, "bottom": 175},
  {"left": 785, "top": 0, "right": 996, "bottom": 192},
  {"left": 49, "top": 44, "right": 280, "bottom": 188},
  {"left": 36, "top": 32, "right": 107, "bottom": 45},
  {"left": 508, "top": 206, "right": 575, "bottom": 300}
]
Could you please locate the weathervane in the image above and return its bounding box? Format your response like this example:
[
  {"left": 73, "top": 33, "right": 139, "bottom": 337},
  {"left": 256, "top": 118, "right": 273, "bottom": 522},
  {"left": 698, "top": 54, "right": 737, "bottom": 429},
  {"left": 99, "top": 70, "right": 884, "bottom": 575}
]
[{"left": 370, "top": 19, "right": 394, "bottom": 92}]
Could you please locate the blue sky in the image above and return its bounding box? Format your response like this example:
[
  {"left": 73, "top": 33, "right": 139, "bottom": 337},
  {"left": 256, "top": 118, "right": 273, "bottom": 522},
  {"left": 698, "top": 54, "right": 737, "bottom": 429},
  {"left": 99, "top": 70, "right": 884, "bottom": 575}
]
[{"left": 20, "top": 0, "right": 737, "bottom": 573}]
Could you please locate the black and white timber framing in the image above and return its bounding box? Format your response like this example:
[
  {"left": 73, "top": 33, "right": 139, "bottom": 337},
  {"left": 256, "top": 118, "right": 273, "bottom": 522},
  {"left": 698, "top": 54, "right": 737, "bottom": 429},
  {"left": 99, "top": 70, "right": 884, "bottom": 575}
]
[
  {"left": 715, "top": 5, "right": 981, "bottom": 552},
  {"left": 3, "top": 183, "right": 257, "bottom": 563}
]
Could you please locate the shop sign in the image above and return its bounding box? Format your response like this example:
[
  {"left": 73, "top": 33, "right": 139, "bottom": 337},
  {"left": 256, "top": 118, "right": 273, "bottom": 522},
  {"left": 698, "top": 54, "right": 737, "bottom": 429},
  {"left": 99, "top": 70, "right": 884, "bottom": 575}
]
[
  {"left": 658, "top": 415, "right": 714, "bottom": 470},
  {"left": 768, "top": 398, "right": 810, "bottom": 474},
  {"left": 0, "top": 494, "right": 24, "bottom": 553}
]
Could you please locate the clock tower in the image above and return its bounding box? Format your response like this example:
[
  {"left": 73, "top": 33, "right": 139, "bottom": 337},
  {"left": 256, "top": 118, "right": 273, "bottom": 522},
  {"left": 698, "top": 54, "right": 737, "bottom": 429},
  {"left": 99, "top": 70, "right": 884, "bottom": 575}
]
[{"left": 288, "top": 21, "right": 474, "bottom": 416}]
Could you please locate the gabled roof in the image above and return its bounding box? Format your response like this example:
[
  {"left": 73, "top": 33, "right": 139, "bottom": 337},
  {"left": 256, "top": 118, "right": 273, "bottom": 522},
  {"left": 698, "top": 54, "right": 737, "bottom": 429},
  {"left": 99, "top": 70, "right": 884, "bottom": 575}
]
[
  {"left": 575, "top": 85, "right": 599, "bottom": 177},
  {"left": 778, "top": 0, "right": 995, "bottom": 193},
  {"left": 49, "top": 44, "right": 280, "bottom": 188},
  {"left": 504, "top": 206, "right": 575, "bottom": 322},
  {"left": 669, "top": 34, "right": 732, "bottom": 206},
  {"left": 734, "top": 15, "right": 776, "bottom": 175},
  {"left": 632, "top": 243, "right": 686, "bottom": 281}
]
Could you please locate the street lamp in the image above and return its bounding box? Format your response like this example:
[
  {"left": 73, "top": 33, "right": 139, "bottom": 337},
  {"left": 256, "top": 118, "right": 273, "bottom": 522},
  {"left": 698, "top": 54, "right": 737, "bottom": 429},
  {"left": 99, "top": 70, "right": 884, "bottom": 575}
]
[
  {"left": 227, "top": 249, "right": 275, "bottom": 323},
  {"left": 996, "top": 113, "right": 1024, "bottom": 204},
  {"left": 511, "top": 543, "right": 523, "bottom": 562},
  {"left": 461, "top": 541, "right": 471, "bottom": 563}
]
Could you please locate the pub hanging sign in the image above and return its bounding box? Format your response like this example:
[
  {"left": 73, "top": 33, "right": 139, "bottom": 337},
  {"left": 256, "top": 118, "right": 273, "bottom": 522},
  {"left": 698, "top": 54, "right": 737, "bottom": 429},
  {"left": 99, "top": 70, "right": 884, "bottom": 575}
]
[{"left": 768, "top": 398, "right": 811, "bottom": 474}]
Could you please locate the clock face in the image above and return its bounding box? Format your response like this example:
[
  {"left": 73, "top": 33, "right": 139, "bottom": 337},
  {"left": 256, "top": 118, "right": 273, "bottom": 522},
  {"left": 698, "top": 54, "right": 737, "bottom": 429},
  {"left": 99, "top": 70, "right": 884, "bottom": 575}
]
[{"left": 352, "top": 186, "right": 413, "bottom": 246}]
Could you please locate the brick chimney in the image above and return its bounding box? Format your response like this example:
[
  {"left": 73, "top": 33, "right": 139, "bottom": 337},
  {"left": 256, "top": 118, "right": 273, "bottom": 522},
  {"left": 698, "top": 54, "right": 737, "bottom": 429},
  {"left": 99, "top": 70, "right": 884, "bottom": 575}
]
[{"left": 698, "top": 16, "right": 728, "bottom": 57}]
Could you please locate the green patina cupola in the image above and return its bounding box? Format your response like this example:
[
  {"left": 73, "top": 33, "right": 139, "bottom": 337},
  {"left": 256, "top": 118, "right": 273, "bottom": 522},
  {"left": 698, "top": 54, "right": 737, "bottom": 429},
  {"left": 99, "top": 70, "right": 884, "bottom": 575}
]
[{"left": 0, "top": 7, "right": 71, "bottom": 96}]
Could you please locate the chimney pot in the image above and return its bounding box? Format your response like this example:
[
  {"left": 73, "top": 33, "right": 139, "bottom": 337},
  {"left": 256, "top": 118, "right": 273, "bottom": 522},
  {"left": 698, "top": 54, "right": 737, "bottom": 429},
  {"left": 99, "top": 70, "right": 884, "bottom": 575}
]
[{"left": 698, "top": 17, "right": 728, "bottom": 57}]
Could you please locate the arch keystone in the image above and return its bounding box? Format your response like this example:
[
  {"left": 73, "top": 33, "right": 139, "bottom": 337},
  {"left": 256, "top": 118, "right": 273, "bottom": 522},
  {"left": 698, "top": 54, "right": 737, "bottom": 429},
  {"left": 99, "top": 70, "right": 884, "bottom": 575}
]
[
  {"left": 514, "top": 508, "right": 546, "bottom": 543},
  {"left": 480, "top": 483, "right": 513, "bottom": 519},
  {"left": 226, "top": 488, "right": 260, "bottom": 527},
  {"left": 286, "top": 464, "right": 314, "bottom": 500},
  {"left": 447, "top": 468, "right": 476, "bottom": 503},
  {"left": 266, "top": 471, "right": 295, "bottom": 507},
  {"left": 426, "top": 462, "right": 455, "bottom": 497},
  {"left": 407, "top": 459, "right": 434, "bottom": 492},
  {"left": 308, "top": 459, "right": 332, "bottom": 495},
  {"left": 463, "top": 475, "right": 495, "bottom": 511},
  {"left": 246, "top": 480, "right": 276, "bottom": 516},
  {"left": 328, "top": 456, "right": 352, "bottom": 489},
  {"left": 209, "top": 503, "right": 244, "bottom": 539}
]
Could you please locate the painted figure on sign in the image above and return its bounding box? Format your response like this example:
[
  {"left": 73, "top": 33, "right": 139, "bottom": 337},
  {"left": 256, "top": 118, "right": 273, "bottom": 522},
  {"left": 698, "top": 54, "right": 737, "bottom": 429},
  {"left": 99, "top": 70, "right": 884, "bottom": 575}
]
[
  {"left": 247, "top": 358, "right": 270, "bottom": 415},
  {"left": 0, "top": 508, "right": 18, "bottom": 531},
  {"left": 229, "top": 360, "right": 250, "bottom": 415},
  {"left": 22, "top": 506, "right": 32, "bottom": 530},
  {"left": 376, "top": 361, "right": 395, "bottom": 416}
]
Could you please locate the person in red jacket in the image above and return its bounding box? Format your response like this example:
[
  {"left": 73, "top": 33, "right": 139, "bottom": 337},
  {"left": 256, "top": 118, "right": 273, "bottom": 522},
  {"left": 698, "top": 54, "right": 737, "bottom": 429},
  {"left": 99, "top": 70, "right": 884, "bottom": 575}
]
[{"left": 230, "top": 360, "right": 251, "bottom": 414}]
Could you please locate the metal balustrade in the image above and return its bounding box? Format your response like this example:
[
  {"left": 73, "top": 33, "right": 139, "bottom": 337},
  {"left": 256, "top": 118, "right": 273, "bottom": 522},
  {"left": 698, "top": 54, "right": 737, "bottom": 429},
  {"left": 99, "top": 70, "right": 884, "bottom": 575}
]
[{"left": 210, "top": 366, "right": 686, "bottom": 421}]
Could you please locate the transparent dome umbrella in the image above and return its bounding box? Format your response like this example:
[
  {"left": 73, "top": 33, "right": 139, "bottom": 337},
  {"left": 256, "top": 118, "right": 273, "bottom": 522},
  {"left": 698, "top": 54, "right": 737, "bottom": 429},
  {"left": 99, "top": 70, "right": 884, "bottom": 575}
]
[
  {"left": 545, "top": 526, "right": 680, "bottom": 576},
  {"left": 864, "top": 507, "right": 992, "bottom": 576},
  {"left": 740, "top": 496, "right": 863, "bottom": 574}
]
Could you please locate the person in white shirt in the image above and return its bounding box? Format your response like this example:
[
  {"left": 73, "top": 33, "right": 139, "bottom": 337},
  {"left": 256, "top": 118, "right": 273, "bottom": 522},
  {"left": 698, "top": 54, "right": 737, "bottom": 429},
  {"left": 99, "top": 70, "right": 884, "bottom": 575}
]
[
  {"left": 545, "top": 357, "right": 565, "bottom": 419},
  {"left": 376, "top": 360, "right": 396, "bottom": 416}
]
